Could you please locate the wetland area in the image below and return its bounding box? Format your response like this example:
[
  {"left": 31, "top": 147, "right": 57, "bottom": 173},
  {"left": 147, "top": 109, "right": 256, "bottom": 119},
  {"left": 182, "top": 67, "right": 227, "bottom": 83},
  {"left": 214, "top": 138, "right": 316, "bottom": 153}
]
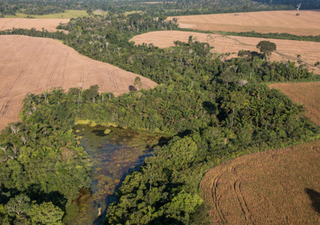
[{"left": 64, "top": 125, "right": 168, "bottom": 224}]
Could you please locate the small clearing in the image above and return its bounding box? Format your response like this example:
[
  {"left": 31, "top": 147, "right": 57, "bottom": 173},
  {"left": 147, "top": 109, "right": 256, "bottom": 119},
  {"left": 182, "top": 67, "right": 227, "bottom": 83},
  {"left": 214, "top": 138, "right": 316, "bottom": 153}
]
[
  {"left": 168, "top": 10, "right": 320, "bottom": 35},
  {"left": 130, "top": 30, "right": 320, "bottom": 74},
  {"left": 200, "top": 139, "right": 320, "bottom": 224},
  {"left": 269, "top": 82, "right": 320, "bottom": 126},
  {"left": 0, "top": 35, "right": 156, "bottom": 130}
]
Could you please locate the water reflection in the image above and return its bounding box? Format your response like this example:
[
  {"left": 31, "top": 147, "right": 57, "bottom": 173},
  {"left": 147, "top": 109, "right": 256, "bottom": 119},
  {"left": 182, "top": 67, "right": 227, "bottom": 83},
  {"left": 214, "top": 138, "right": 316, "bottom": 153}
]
[{"left": 64, "top": 125, "right": 163, "bottom": 225}]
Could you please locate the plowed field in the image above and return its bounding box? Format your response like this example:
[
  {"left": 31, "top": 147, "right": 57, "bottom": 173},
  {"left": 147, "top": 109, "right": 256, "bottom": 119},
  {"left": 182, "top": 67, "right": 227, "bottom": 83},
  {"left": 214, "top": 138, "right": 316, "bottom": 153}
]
[
  {"left": 200, "top": 140, "right": 320, "bottom": 224},
  {"left": 169, "top": 10, "right": 320, "bottom": 35},
  {"left": 269, "top": 82, "right": 320, "bottom": 126},
  {"left": 130, "top": 30, "right": 320, "bottom": 74},
  {"left": 0, "top": 18, "right": 69, "bottom": 32},
  {"left": 0, "top": 35, "right": 156, "bottom": 130}
]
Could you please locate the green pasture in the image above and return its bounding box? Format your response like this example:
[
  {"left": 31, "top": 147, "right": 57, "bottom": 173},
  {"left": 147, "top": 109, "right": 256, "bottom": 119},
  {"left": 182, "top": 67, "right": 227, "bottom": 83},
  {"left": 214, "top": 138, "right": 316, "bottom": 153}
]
[{"left": 4, "top": 10, "right": 90, "bottom": 19}]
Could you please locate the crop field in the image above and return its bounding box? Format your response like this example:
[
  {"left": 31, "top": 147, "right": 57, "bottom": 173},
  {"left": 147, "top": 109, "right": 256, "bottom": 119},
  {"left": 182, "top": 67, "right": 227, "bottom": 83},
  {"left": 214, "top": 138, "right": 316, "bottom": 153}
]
[
  {"left": 130, "top": 30, "right": 320, "bottom": 74},
  {"left": 200, "top": 139, "right": 320, "bottom": 224},
  {"left": 268, "top": 82, "right": 320, "bottom": 126},
  {"left": 168, "top": 10, "right": 320, "bottom": 35},
  {"left": 0, "top": 18, "right": 69, "bottom": 32},
  {"left": 0, "top": 35, "right": 156, "bottom": 130},
  {"left": 4, "top": 10, "right": 89, "bottom": 19}
]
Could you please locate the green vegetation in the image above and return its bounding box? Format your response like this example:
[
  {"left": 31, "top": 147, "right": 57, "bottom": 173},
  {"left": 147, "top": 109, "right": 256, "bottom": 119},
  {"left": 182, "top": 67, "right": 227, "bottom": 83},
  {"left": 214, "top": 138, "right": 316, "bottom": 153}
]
[
  {"left": 0, "top": 89, "right": 92, "bottom": 224},
  {"left": 220, "top": 31, "right": 320, "bottom": 43},
  {"left": 4, "top": 10, "right": 90, "bottom": 19},
  {"left": 256, "top": 40, "right": 277, "bottom": 59},
  {"left": 1, "top": 1, "right": 320, "bottom": 224}
]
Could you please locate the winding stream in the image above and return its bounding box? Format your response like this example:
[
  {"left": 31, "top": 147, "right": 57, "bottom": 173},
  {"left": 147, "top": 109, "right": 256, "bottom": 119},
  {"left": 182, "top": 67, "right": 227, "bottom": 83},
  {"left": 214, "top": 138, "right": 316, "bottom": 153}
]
[{"left": 63, "top": 125, "right": 165, "bottom": 224}]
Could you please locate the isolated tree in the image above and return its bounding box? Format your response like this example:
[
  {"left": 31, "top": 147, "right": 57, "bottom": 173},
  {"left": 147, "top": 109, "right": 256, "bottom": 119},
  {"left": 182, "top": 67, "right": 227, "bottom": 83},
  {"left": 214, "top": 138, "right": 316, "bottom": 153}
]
[
  {"left": 256, "top": 40, "right": 276, "bottom": 60},
  {"left": 134, "top": 77, "right": 142, "bottom": 90},
  {"left": 296, "top": 3, "right": 302, "bottom": 15},
  {"left": 86, "top": 9, "right": 93, "bottom": 16}
]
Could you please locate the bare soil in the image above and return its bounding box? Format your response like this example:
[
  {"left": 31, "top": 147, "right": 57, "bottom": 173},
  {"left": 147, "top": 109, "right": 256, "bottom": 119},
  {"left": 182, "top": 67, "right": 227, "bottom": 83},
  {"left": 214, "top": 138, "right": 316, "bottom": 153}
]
[
  {"left": 0, "top": 18, "right": 70, "bottom": 32},
  {"left": 268, "top": 82, "right": 320, "bottom": 126},
  {"left": 200, "top": 139, "right": 320, "bottom": 224},
  {"left": 0, "top": 35, "right": 156, "bottom": 131},
  {"left": 130, "top": 30, "right": 320, "bottom": 74},
  {"left": 168, "top": 10, "right": 320, "bottom": 35}
]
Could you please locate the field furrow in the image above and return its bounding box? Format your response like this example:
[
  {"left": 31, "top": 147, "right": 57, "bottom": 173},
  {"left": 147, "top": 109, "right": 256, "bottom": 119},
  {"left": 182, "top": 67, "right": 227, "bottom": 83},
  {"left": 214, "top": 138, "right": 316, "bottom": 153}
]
[{"left": 200, "top": 141, "right": 320, "bottom": 224}]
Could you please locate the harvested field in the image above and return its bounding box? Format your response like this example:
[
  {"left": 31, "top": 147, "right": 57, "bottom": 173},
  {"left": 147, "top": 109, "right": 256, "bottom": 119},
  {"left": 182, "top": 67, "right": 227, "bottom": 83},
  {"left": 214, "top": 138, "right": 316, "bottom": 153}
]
[
  {"left": 200, "top": 139, "right": 320, "bottom": 224},
  {"left": 168, "top": 10, "right": 320, "bottom": 35},
  {"left": 130, "top": 30, "right": 320, "bottom": 74},
  {"left": 0, "top": 35, "right": 156, "bottom": 131},
  {"left": 0, "top": 18, "right": 69, "bottom": 32},
  {"left": 269, "top": 82, "right": 320, "bottom": 126}
]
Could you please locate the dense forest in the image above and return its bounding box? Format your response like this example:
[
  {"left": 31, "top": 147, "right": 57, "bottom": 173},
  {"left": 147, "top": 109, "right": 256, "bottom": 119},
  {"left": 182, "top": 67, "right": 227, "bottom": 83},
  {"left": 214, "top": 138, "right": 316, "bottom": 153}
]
[{"left": 1, "top": 2, "right": 320, "bottom": 224}]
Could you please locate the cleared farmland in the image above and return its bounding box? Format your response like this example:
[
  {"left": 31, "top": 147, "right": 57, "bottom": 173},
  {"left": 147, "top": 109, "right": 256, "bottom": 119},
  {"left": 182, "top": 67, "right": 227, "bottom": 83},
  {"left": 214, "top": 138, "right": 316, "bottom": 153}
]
[
  {"left": 200, "top": 139, "right": 320, "bottom": 224},
  {"left": 0, "top": 35, "right": 156, "bottom": 131},
  {"left": 268, "top": 82, "right": 320, "bottom": 126},
  {"left": 0, "top": 18, "right": 69, "bottom": 32},
  {"left": 169, "top": 10, "right": 320, "bottom": 35},
  {"left": 130, "top": 30, "right": 320, "bottom": 74}
]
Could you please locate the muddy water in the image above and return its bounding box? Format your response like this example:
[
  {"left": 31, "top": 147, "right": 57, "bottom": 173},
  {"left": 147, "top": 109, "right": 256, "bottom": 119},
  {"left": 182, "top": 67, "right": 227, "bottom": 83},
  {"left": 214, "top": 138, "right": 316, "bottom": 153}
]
[{"left": 64, "top": 125, "right": 165, "bottom": 224}]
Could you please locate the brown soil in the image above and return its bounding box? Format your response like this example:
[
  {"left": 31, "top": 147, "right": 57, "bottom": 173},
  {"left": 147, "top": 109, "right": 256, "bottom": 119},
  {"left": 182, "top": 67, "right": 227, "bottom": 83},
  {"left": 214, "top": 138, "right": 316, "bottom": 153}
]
[
  {"left": 130, "top": 30, "right": 320, "bottom": 74},
  {"left": 0, "top": 18, "right": 70, "bottom": 32},
  {"left": 200, "top": 139, "right": 320, "bottom": 224},
  {"left": 0, "top": 35, "right": 156, "bottom": 131},
  {"left": 268, "top": 82, "right": 320, "bottom": 126},
  {"left": 168, "top": 10, "right": 320, "bottom": 35}
]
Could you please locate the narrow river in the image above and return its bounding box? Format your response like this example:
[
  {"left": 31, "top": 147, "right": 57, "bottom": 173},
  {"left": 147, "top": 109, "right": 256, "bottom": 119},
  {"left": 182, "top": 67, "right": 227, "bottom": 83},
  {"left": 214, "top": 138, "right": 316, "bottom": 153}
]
[{"left": 64, "top": 125, "right": 165, "bottom": 224}]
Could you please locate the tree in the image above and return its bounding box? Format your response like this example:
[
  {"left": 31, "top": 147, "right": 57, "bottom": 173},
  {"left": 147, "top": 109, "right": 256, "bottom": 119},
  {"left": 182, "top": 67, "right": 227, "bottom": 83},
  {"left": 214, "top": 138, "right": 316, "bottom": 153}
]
[
  {"left": 82, "top": 85, "right": 99, "bottom": 103},
  {"left": 86, "top": 9, "right": 93, "bottom": 16},
  {"left": 134, "top": 77, "right": 142, "bottom": 91},
  {"left": 222, "top": 91, "right": 249, "bottom": 128},
  {"left": 5, "top": 194, "right": 30, "bottom": 219},
  {"left": 28, "top": 202, "right": 64, "bottom": 225},
  {"left": 256, "top": 41, "right": 277, "bottom": 60}
]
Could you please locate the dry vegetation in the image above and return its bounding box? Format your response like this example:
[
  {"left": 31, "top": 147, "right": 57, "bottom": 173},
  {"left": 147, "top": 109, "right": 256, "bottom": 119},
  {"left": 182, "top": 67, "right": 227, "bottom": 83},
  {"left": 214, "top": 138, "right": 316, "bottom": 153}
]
[
  {"left": 0, "top": 35, "right": 156, "bottom": 130},
  {"left": 169, "top": 10, "right": 320, "bottom": 35},
  {"left": 200, "top": 139, "right": 320, "bottom": 224},
  {"left": 268, "top": 82, "right": 320, "bottom": 126},
  {"left": 130, "top": 30, "right": 320, "bottom": 74},
  {"left": 0, "top": 18, "right": 70, "bottom": 32}
]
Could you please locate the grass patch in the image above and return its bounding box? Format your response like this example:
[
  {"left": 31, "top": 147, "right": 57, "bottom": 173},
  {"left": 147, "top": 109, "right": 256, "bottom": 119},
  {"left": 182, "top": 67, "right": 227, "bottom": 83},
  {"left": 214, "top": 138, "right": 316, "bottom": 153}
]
[
  {"left": 4, "top": 10, "right": 90, "bottom": 19},
  {"left": 124, "top": 11, "right": 143, "bottom": 16}
]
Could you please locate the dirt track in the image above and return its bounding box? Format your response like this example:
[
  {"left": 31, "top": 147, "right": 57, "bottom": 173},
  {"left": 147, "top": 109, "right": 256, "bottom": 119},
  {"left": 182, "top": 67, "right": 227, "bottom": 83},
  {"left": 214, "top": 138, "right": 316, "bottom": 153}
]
[
  {"left": 169, "top": 10, "right": 320, "bottom": 35},
  {"left": 0, "top": 18, "right": 69, "bottom": 32},
  {"left": 200, "top": 140, "right": 320, "bottom": 224},
  {"left": 0, "top": 35, "right": 157, "bottom": 131},
  {"left": 130, "top": 30, "right": 320, "bottom": 74}
]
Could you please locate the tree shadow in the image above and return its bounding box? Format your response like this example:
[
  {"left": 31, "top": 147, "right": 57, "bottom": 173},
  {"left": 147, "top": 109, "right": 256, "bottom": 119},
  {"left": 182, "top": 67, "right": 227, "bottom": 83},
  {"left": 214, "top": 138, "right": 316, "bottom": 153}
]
[
  {"left": 129, "top": 85, "right": 137, "bottom": 92},
  {"left": 305, "top": 188, "right": 320, "bottom": 214},
  {"left": 202, "top": 101, "right": 216, "bottom": 115}
]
